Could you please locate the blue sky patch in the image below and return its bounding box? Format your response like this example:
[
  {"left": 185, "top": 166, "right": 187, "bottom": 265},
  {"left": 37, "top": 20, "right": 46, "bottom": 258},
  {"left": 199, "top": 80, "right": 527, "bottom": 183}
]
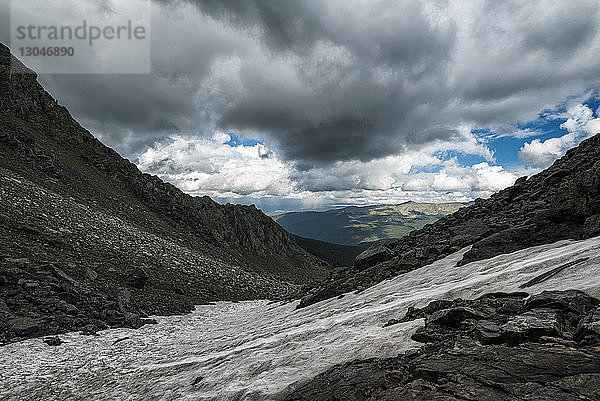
[
  {"left": 433, "top": 150, "right": 488, "bottom": 167},
  {"left": 476, "top": 90, "right": 600, "bottom": 169},
  {"left": 224, "top": 133, "right": 264, "bottom": 147}
]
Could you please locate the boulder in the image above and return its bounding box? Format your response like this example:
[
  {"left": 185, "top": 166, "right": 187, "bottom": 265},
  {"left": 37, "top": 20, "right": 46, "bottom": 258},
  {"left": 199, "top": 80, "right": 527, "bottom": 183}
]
[
  {"left": 43, "top": 336, "right": 62, "bottom": 346},
  {"left": 575, "top": 306, "right": 600, "bottom": 344},
  {"left": 526, "top": 290, "right": 599, "bottom": 315},
  {"left": 476, "top": 320, "right": 502, "bottom": 343},
  {"left": 117, "top": 288, "right": 132, "bottom": 311},
  {"left": 514, "top": 176, "right": 528, "bottom": 186},
  {"left": 428, "top": 307, "right": 486, "bottom": 328},
  {"left": 414, "top": 247, "right": 429, "bottom": 260},
  {"left": 8, "top": 317, "right": 41, "bottom": 337},
  {"left": 84, "top": 266, "right": 98, "bottom": 281},
  {"left": 501, "top": 309, "right": 566, "bottom": 345},
  {"left": 0, "top": 299, "right": 10, "bottom": 314},
  {"left": 48, "top": 264, "right": 76, "bottom": 284},
  {"left": 123, "top": 312, "right": 143, "bottom": 329},
  {"left": 354, "top": 244, "right": 394, "bottom": 269},
  {"left": 414, "top": 245, "right": 449, "bottom": 260}
]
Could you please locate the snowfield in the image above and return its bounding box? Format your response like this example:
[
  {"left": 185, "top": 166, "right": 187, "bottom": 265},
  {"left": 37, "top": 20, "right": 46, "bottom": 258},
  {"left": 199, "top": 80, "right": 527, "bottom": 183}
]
[{"left": 2, "top": 236, "right": 600, "bottom": 400}]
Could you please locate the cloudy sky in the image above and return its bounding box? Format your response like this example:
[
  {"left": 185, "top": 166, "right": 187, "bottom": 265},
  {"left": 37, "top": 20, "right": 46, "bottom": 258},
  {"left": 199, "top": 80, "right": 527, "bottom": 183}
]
[{"left": 3, "top": 0, "right": 600, "bottom": 212}]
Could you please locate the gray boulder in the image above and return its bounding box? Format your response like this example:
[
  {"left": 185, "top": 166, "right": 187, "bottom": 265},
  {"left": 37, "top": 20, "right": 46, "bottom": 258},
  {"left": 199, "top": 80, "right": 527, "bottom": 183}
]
[{"left": 354, "top": 243, "right": 394, "bottom": 269}]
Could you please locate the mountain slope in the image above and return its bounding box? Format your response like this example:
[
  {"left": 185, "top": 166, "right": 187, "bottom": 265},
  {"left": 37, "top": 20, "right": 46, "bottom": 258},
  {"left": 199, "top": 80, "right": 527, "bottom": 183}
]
[
  {"left": 300, "top": 133, "right": 600, "bottom": 307},
  {"left": 275, "top": 202, "right": 465, "bottom": 246},
  {"left": 0, "top": 44, "right": 329, "bottom": 342}
]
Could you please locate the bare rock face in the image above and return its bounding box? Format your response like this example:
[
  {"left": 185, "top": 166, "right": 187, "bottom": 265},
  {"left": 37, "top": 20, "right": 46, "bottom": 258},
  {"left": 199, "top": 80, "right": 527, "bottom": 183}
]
[
  {"left": 286, "top": 291, "right": 600, "bottom": 401},
  {"left": 302, "top": 133, "right": 600, "bottom": 307}
]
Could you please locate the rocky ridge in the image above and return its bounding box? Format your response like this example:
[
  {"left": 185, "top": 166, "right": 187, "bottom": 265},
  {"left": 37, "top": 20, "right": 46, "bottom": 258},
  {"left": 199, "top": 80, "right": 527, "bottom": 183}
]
[
  {"left": 0, "top": 43, "right": 326, "bottom": 285},
  {"left": 301, "top": 134, "right": 600, "bottom": 307}
]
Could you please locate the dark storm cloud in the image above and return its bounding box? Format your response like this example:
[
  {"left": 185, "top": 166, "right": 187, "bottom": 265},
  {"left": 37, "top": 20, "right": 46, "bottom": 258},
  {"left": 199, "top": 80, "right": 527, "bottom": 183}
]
[
  {"left": 167, "top": 0, "right": 600, "bottom": 166},
  {"left": 178, "top": 0, "right": 458, "bottom": 165},
  {"left": 32, "top": 73, "right": 195, "bottom": 155},
  {"left": 456, "top": 0, "right": 600, "bottom": 104},
  {"left": 46, "top": 75, "right": 194, "bottom": 128},
  {"left": 25, "top": 2, "right": 247, "bottom": 155},
  {"left": 4, "top": 0, "right": 600, "bottom": 167},
  {"left": 182, "top": 0, "right": 452, "bottom": 62}
]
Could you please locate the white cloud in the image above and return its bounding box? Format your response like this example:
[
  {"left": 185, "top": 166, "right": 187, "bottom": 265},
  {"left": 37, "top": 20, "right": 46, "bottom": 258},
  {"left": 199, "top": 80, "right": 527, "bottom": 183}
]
[
  {"left": 519, "top": 135, "right": 578, "bottom": 168},
  {"left": 519, "top": 103, "right": 600, "bottom": 168},
  {"left": 407, "top": 161, "right": 517, "bottom": 194},
  {"left": 137, "top": 135, "right": 296, "bottom": 198},
  {"left": 484, "top": 128, "right": 542, "bottom": 140},
  {"left": 472, "top": 162, "right": 519, "bottom": 191},
  {"left": 137, "top": 134, "right": 518, "bottom": 211}
]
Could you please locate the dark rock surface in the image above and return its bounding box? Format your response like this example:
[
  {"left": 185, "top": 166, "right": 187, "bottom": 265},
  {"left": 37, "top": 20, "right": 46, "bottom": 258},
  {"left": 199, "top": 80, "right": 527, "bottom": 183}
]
[
  {"left": 300, "top": 132, "right": 600, "bottom": 307},
  {"left": 0, "top": 43, "right": 329, "bottom": 343},
  {"left": 43, "top": 336, "right": 62, "bottom": 346},
  {"left": 286, "top": 290, "right": 600, "bottom": 400},
  {"left": 127, "top": 267, "right": 149, "bottom": 290},
  {"left": 354, "top": 244, "right": 395, "bottom": 269}
]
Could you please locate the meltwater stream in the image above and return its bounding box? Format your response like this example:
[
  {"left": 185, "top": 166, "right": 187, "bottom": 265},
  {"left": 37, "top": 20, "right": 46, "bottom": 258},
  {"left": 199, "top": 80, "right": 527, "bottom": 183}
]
[{"left": 2, "top": 237, "right": 600, "bottom": 400}]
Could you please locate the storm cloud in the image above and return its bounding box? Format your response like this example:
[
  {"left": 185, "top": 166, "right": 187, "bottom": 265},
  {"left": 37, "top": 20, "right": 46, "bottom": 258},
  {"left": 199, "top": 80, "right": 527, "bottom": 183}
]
[
  {"left": 3, "top": 0, "right": 600, "bottom": 209},
  {"left": 161, "top": 0, "right": 600, "bottom": 166},
  {"left": 3, "top": 0, "right": 597, "bottom": 161}
]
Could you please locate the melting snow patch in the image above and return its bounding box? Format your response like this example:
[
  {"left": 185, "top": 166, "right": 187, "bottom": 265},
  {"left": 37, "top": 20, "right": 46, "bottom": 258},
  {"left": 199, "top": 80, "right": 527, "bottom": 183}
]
[{"left": 1, "top": 237, "right": 600, "bottom": 400}]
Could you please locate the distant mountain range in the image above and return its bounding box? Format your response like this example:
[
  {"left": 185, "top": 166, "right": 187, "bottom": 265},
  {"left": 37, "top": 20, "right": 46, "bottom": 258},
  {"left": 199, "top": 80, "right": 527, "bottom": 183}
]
[{"left": 273, "top": 202, "right": 466, "bottom": 246}]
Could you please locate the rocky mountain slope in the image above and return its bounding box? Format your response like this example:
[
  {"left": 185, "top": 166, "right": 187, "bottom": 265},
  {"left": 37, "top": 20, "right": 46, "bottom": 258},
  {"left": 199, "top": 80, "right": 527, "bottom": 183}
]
[
  {"left": 301, "top": 134, "right": 600, "bottom": 307},
  {"left": 0, "top": 43, "right": 328, "bottom": 343},
  {"left": 275, "top": 202, "right": 464, "bottom": 246},
  {"left": 288, "top": 290, "right": 600, "bottom": 400}
]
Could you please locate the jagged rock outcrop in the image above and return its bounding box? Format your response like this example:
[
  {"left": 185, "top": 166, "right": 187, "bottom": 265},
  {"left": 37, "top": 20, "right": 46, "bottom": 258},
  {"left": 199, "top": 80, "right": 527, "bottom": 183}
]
[
  {"left": 300, "top": 134, "right": 600, "bottom": 307},
  {"left": 0, "top": 43, "right": 329, "bottom": 343},
  {"left": 286, "top": 291, "right": 600, "bottom": 400}
]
